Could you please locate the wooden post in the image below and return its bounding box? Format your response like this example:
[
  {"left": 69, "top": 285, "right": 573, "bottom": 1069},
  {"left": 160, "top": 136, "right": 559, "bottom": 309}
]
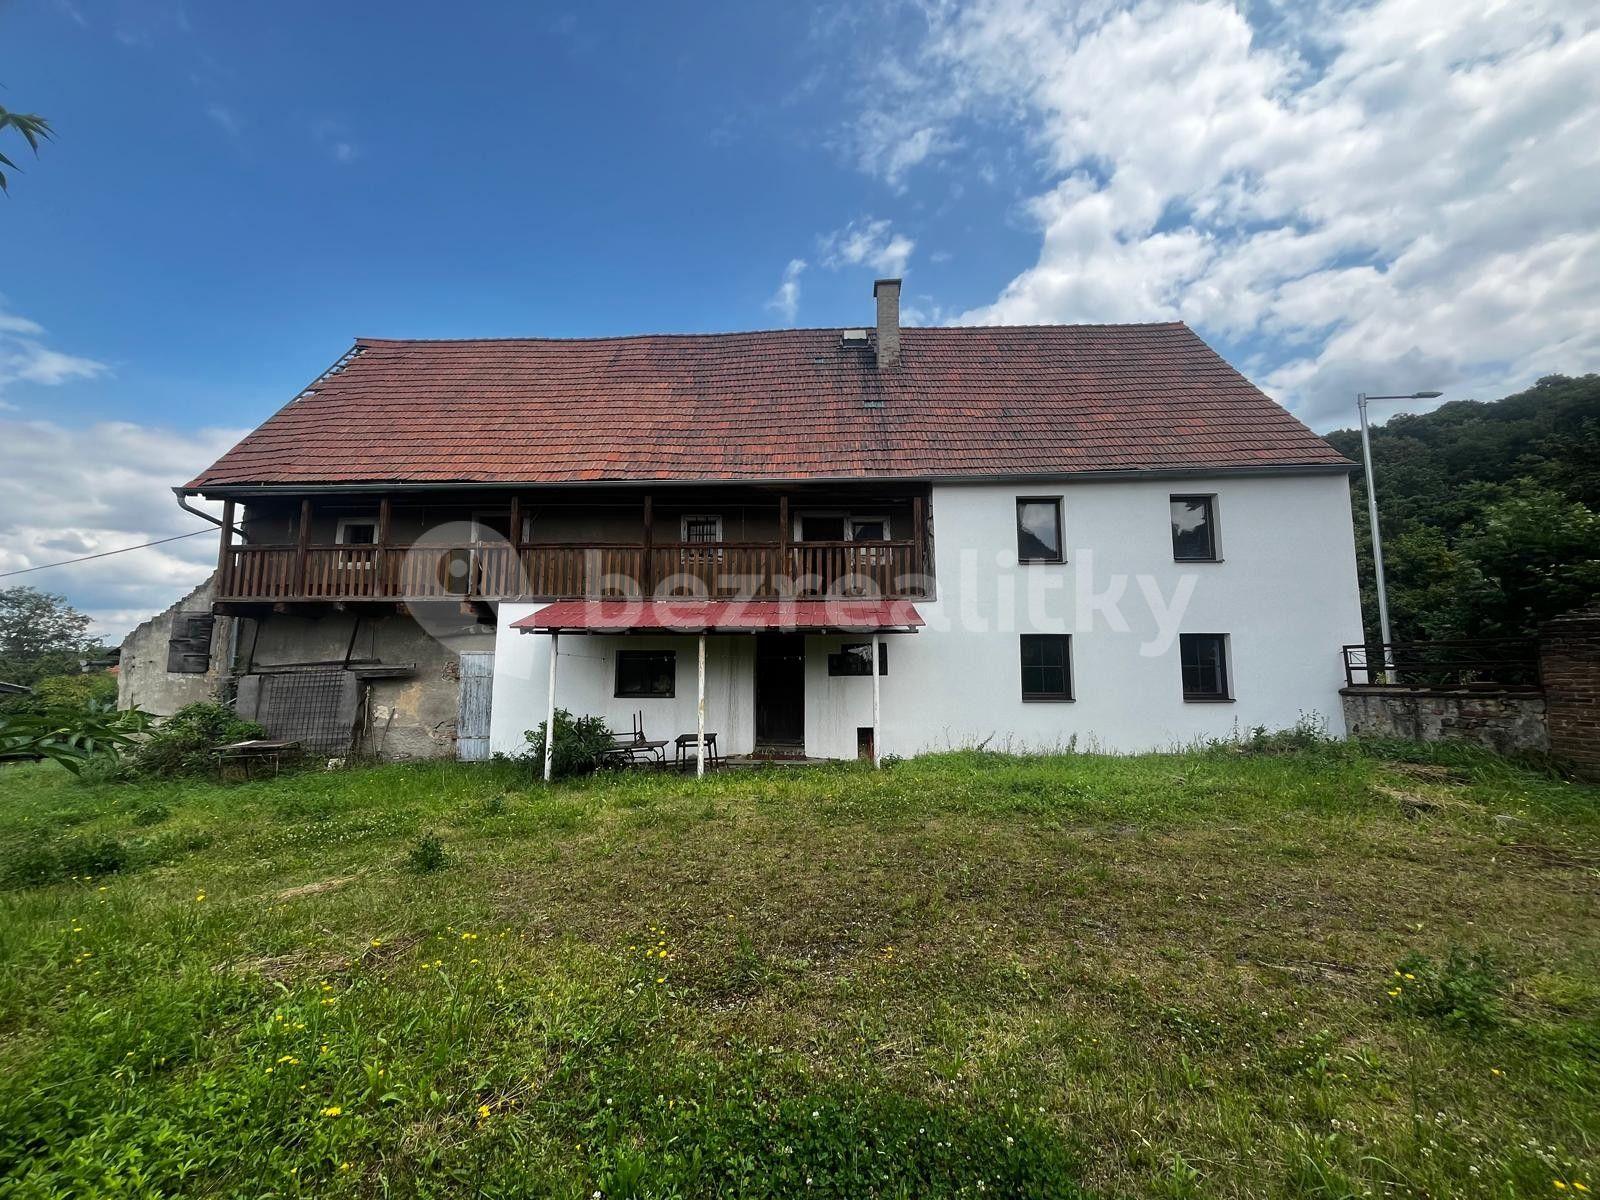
[
  {"left": 697, "top": 632, "right": 707, "bottom": 779},
  {"left": 294, "top": 498, "right": 312, "bottom": 596},
  {"left": 641, "top": 493, "right": 654, "bottom": 597},
  {"left": 871, "top": 633, "right": 882, "bottom": 768},
  {"left": 912, "top": 493, "right": 927, "bottom": 595},
  {"left": 777, "top": 494, "right": 789, "bottom": 598},
  {"left": 215, "top": 498, "right": 235, "bottom": 597},
  {"left": 543, "top": 632, "right": 559, "bottom": 783},
  {"left": 376, "top": 496, "right": 393, "bottom": 598},
  {"left": 507, "top": 494, "right": 522, "bottom": 597}
]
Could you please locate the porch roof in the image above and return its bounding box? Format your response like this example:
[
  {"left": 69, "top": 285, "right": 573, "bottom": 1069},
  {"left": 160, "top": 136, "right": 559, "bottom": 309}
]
[{"left": 513, "top": 599, "right": 923, "bottom": 635}]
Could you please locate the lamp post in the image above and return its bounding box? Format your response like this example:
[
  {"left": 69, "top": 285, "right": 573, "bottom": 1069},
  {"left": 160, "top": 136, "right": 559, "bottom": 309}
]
[{"left": 1357, "top": 389, "right": 1442, "bottom": 652}]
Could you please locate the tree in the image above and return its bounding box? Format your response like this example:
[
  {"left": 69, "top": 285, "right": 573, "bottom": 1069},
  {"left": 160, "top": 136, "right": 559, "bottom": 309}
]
[
  {"left": 0, "top": 587, "right": 103, "bottom": 687},
  {"left": 0, "top": 105, "right": 53, "bottom": 194}
]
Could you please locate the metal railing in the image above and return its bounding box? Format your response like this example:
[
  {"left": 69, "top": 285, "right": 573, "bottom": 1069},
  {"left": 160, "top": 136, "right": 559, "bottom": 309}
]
[{"left": 1341, "top": 640, "right": 1541, "bottom": 690}]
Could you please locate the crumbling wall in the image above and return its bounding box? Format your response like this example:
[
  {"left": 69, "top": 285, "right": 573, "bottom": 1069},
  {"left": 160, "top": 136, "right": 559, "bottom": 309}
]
[
  {"left": 238, "top": 605, "right": 494, "bottom": 759},
  {"left": 118, "top": 575, "right": 232, "bottom": 717}
]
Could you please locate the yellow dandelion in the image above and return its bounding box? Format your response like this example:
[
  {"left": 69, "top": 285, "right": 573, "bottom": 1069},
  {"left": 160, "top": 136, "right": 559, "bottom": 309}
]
[
  {"left": 1574, "top": 1184, "right": 1589, "bottom": 1194},
  {"left": 370, "top": 939, "right": 383, "bottom": 947},
  {"left": 478, "top": 1103, "right": 491, "bottom": 1119},
  {"left": 321, "top": 1105, "right": 343, "bottom": 1118},
  {"left": 1555, "top": 1182, "right": 1567, "bottom": 1191},
  {"left": 656, "top": 976, "right": 666, "bottom": 984},
  {"left": 194, "top": 893, "right": 206, "bottom": 902},
  {"left": 340, "top": 1162, "right": 352, "bottom": 1171}
]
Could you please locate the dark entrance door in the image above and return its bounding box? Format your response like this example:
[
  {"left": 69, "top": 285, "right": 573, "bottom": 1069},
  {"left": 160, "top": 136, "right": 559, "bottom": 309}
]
[{"left": 755, "top": 634, "right": 805, "bottom": 749}]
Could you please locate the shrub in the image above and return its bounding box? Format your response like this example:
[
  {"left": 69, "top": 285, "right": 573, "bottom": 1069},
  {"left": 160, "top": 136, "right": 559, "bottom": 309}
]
[
  {"left": 0, "top": 672, "right": 117, "bottom": 716},
  {"left": 131, "top": 802, "right": 171, "bottom": 827},
  {"left": 523, "top": 709, "right": 617, "bottom": 779},
  {"left": 1389, "top": 945, "right": 1505, "bottom": 1033},
  {"left": 128, "top": 702, "right": 264, "bottom": 778},
  {"left": 408, "top": 833, "right": 448, "bottom": 873}
]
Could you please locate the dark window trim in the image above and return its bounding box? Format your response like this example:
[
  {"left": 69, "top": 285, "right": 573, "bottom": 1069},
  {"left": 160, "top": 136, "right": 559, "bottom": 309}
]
[
  {"left": 614, "top": 649, "right": 677, "bottom": 699},
  {"left": 1179, "top": 632, "right": 1232, "bottom": 702},
  {"left": 1019, "top": 633, "right": 1075, "bottom": 703},
  {"left": 827, "top": 642, "right": 888, "bottom": 677},
  {"left": 1170, "top": 494, "right": 1220, "bottom": 563},
  {"left": 1016, "top": 496, "right": 1065, "bottom": 564}
]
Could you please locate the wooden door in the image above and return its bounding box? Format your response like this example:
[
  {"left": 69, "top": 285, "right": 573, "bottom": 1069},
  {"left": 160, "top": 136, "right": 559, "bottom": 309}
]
[
  {"left": 457, "top": 651, "right": 495, "bottom": 761},
  {"left": 755, "top": 634, "right": 805, "bottom": 749}
]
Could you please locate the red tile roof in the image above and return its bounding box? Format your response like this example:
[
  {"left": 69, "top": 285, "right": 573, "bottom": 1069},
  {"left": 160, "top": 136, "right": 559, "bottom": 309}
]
[
  {"left": 186, "top": 324, "right": 1348, "bottom": 489},
  {"left": 515, "top": 599, "right": 925, "bottom": 634}
]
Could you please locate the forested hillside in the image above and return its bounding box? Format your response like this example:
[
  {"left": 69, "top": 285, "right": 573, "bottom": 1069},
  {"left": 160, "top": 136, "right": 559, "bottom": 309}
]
[{"left": 1323, "top": 373, "right": 1600, "bottom": 644}]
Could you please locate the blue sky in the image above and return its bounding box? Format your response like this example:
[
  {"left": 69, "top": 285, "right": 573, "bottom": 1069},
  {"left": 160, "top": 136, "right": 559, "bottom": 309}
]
[{"left": 1, "top": 0, "right": 1597, "bottom": 636}]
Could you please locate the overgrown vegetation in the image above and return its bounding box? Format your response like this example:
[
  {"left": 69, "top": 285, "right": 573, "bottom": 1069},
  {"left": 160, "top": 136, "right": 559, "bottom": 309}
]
[
  {"left": 0, "top": 743, "right": 1595, "bottom": 1197},
  {"left": 126, "top": 701, "right": 264, "bottom": 778},
  {"left": 1324, "top": 373, "right": 1600, "bottom": 640},
  {"left": 522, "top": 707, "right": 616, "bottom": 778}
]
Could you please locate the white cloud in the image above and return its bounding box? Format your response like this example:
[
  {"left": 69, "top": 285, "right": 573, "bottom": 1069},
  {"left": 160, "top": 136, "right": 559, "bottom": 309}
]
[
  {"left": 205, "top": 103, "right": 241, "bottom": 137},
  {"left": 0, "top": 419, "right": 246, "bottom": 641},
  {"left": 819, "top": 217, "right": 915, "bottom": 277},
  {"left": 0, "top": 306, "right": 109, "bottom": 394},
  {"left": 766, "top": 258, "right": 807, "bottom": 324},
  {"left": 846, "top": 0, "right": 1600, "bottom": 428}
]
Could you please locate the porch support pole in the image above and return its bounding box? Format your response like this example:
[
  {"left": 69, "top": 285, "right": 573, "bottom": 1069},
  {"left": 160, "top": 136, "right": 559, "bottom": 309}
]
[
  {"left": 294, "top": 497, "right": 312, "bottom": 595},
  {"left": 543, "top": 632, "right": 559, "bottom": 783},
  {"left": 777, "top": 494, "right": 790, "bottom": 598},
  {"left": 215, "top": 498, "right": 235, "bottom": 596},
  {"left": 377, "top": 496, "right": 393, "bottom": 597},
  {"left": 871, "top": 633, "right": 882, "bottom": 768},
  {"left": 696, "top": 632, "right": 707, "bottom": 779},
  {"left": 641, "top": 493, "right": 654, "bottom": 597}
]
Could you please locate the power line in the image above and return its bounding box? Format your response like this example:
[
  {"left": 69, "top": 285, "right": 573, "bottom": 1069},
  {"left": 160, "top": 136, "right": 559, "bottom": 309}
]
[{"left": 0, "top": 528, "right": 212, "bottom": 579}]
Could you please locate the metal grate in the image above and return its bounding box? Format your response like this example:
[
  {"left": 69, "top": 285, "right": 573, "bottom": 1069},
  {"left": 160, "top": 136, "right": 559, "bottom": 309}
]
[{"left": 257, "top": 669, "right": 359, "bottom": 755}]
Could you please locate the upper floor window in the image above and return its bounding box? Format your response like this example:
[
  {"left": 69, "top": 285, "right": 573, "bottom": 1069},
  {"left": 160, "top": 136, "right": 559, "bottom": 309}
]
[
  {"left": 615, "top": 650, "right": 676, "bottom": 698},
  {"left": 796, "top": 513, "right": 891, "bottom": 542},
  {"left": 1180, "top": 633, "right": 1231, "bottom": 701},
  {"left": 1016, "top": 498, "right": 1063, "bottom": 563},
  {"left": 828, "top": 642, "right": 888, "bottom": 676},
  {"left": 681, "top": 515, "right": 723, "bottom": 544},
  {"left": 1020, "top": 634, "right": 1073, "bottom": 701},
  {"left": 336, "top": 518, "right": 377, "bottom": 546},
  {"left": 1170, "top": 495, "right": 1218, "bottom": 561}
]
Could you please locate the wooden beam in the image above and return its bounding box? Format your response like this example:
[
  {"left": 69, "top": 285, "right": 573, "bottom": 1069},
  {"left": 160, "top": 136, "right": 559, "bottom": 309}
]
[
  {"left": 376, "top": 496, "right": 393, "bottom": 598},
  {"left": 912, "top": 492, "right": 927, "bottom": 593},
  {"left": 294, "top": 498, "right": 312, "bottom": 595},
  {"left": 777, "top": 494, "right": 790, "bottom": 598},
  {"left": 215, "top": 497, "right": 235, "bottom": 596},
  {"left": 641, "top": 493, "right": 654, "bottom": 597}
]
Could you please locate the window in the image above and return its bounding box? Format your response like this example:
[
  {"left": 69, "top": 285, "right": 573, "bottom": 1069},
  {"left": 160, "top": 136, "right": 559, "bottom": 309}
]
[
  {"left": 1170, "top": 495, "right": 1218, "bottom": 561},
  {"left": 1180, "top": 633, "right": 1231, "bottom": 701},
  {"left": 165, "top": 613, "right": 215, "bottom": 674},
  {"left": 615, "top": 650, "right": 676, "bottom": 698},
  {"left": 335, "top": 518, "right": 377, "bottom": 545},
  {"left": 828, "top": 642, "right": 888, "bottom": 676},
  {"left": 799, "top": 514, "right": 847, "bottom": 542},
  {"left": 1016, "top": 498, "right": 1063, "bottom": 563},
  {"left": 849, "top": 517, "right": 890, "bottom": 542},
  {"left": 681, "top": 514, "right": 723, "bottom": 544},
  {"left": 1019, "top": 634, "right": 1073, "bottom": 701}
]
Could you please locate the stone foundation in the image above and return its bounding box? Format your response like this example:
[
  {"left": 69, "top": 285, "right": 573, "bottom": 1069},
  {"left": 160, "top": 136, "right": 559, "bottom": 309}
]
[{"left": 1340, "top": 686, "right": 1548, "bottom": 755}]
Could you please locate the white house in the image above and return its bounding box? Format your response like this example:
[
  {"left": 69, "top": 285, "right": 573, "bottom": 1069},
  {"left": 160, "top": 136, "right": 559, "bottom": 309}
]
[{"left": 172, "top": 280, "right": 1363, "bottom": 763}]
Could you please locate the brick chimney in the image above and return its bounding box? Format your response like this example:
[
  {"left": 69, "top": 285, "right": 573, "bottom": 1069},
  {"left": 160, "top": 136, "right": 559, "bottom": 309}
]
[{"left": 873, "top": 278, "right": 901, "bottom": 368}]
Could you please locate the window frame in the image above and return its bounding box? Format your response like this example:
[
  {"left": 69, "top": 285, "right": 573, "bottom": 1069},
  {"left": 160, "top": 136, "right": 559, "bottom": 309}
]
[
  {"left": 614, "top": 649, "right": 677, "bottom": 699},
  {"left": 827, "top": 642, "right": 888, "bottom": 677},
  {"left": 792, "top": 511, "right": 891, "bottom": 543},
  {"left": 847, "top": 515, "right": 891, "bottom": 542},
  {"left": 1019, "top": 633, "right": 1074, "bottom": 703},
  {"left": 1179, "top": 633, "right": 1232, "bottom": 702},
  {"left": 680, "top": 514, "right": 724, "bottom": 544},
  {"left": 1169, "top": 494, "right": 1221, "bottom": 563},
  {"left": 335, "top": 517, "right": 378, "bottom": 546},
  {"left": 1015, "top": 497, "right": 1065, "bottom": 564}
]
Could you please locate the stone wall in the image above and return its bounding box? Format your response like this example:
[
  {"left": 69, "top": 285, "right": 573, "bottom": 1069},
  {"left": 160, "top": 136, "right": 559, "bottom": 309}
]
[
  {"left": 118, "top": 576, "right": 233, "bottom": 717},
  {"left": 1340, "top": 686, "right": 1548, "bottom": 755},
  {"left": 1540, "top": 605, "right": 1600, "bottom": 780}
]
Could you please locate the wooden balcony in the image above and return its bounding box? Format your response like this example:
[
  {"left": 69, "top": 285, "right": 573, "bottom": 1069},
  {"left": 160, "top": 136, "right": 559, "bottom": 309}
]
[{"left": 218, "top": 539, "right": 929, "bottom": 604}]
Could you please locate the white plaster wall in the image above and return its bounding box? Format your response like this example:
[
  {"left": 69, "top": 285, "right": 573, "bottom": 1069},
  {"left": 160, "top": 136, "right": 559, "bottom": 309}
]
[
  {"left": 842, "top": 473, "right": 1364, "bottom": 758},
  {"left": 489, "top": 603, "right": 755, "bottom": 757},
  {"left": 488, "top": 473, "right": 1364, "bottom": 760}
]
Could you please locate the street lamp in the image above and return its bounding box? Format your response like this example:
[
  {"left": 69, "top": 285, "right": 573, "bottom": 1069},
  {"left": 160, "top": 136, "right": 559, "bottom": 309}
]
[{"left": 1357, "top": 389, "right": 1443, "bottom": 650}]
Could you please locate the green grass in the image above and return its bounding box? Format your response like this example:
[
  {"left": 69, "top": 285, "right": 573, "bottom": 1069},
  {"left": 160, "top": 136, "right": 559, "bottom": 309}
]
[{"left": 1, "top": 742, "right": 1597, "bottom": 1198}]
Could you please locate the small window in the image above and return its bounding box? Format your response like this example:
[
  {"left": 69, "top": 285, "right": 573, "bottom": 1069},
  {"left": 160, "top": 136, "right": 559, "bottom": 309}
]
[
  {"left": 165, "top": 613, "right": 215, "bottom": 674},
  {"left": 1170, "top": 495, "right": 1218, "bottom": 561},
  {"left": 849, "top": 517, "right": 889, "bottom": 542},
  {"left": 1180, "top": 634, "right": 1231, "bottom": 701},
  {"left": 1020, "top": 634, "right": 1073, "bottom": 701},
  {"left": 681, "top": 514, "right": 723, "bottom": 544},
  {"left": 1016, "top": 498, "right": 1063, "bottom": 563},
  {"left": 615, "top": 650, "right": 676, "bottom": 698},
  {"left": 828, "top": 642, "right": 888, "bottom": 676},
  {"left": 336, "top": 518, "right": 377, "bottom": 546},
  {"left": 799, "top": 514, "right": 847, "bottom": 542}
]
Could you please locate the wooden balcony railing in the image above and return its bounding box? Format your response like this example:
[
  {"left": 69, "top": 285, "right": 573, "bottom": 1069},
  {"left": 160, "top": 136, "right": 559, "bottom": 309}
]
[{"left": 219, "top": 540, "right": 928, "bottom": 603}]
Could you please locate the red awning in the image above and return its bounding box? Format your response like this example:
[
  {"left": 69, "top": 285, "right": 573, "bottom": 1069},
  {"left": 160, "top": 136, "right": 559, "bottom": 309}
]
[{"left": 513, "top": 599, "right": 923, "bottom": 635}]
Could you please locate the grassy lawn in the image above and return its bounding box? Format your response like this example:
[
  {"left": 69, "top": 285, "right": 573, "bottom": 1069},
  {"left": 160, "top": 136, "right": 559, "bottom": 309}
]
[{"left": 1, "top": 743, "right": 1597, "bottom": 1198}]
